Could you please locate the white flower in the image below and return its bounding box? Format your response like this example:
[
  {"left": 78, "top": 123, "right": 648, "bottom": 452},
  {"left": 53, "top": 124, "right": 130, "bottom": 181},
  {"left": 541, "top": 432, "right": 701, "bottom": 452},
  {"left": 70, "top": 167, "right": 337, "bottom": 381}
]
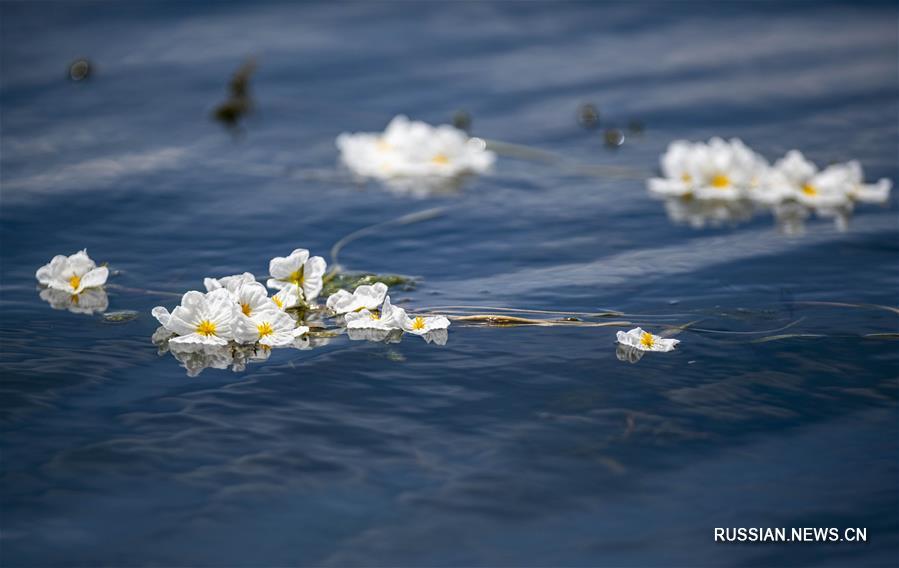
[
  {"left": 203, "top": 272, "right": 256, "bottom": 298},
  {"left": 762, "top": 150, "right": 852, "bottom": 210},
  {"left": 345, "top": 295, "right": 404, "bottom": 330},
  {"left": 271, "top": 285, "right": 302, "bottom": 310},
  {"left": 616, "top": 327, "right": 679, "bottom": 352},
  {"left": 326, "top": 282, "right": 388, "bottom": 314},
  {"left": 647, "top": 140, "right": 701, "bottom": 198},
  {"left": 152, "top": 288, "right": 237, "bottom": 346},
  {"left": 336, "top": 115, "right": 496, "bottom": 181},
  {"left": 233, "top": 307, "right": 309, "bottom": 347},
  {"left": 234, "top": 281, "right": 277, "bottom": 318},
  {"left": 40, "top": 287, "right": 109, "bottom": 315},
  {"left": 266, "top": 248, "right": 327, "bottom": 302},
  {"left": 36, "top": 249, "right": 108, "bottom": 295},
  {"left": 649, "top": 138, "right": 767, "bottom": 201},
  {"left": 397, "top": 311, "right": 451, "bottom": 336}
]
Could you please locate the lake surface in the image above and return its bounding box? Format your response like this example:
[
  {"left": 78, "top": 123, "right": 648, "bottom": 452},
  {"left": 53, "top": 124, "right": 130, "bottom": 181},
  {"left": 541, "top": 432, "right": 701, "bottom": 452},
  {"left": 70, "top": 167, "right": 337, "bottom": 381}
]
[{"left": 1, "top": 2, "right": 897, "bottom": 566}]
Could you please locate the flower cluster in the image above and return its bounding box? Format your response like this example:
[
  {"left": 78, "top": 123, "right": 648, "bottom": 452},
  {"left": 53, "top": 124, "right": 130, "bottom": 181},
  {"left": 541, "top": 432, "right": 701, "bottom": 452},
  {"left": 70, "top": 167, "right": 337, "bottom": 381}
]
[
  {"left": 648, "top": 138, "right": 892, "bottom": 231},
  {"left": 343, "top": 293, "right": 451, "bottom": 345},
  {"left": 336, "top": 115, "right": 496, "bottom": 195},
  {"left": 35, "top": 250, "right": 109, "bottom": 314},
  {"left": 151, "top": 250, "right": 327, "bottom": 348},
  {"left": 145, "top": 246, "right": 452, "bottom": 376}
]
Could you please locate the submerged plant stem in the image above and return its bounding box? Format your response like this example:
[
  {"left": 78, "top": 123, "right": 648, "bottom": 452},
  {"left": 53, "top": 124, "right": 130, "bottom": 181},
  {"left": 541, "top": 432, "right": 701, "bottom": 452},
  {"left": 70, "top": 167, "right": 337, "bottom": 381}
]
[
  {"left": 485, "top": 139, "right": 651, "bottom": 180},
  {"left": 449, "top": 314, "right": 632, "bottom": 328},
  {"left": 329, "top": 207, "right": 447, "bottom": 273}
]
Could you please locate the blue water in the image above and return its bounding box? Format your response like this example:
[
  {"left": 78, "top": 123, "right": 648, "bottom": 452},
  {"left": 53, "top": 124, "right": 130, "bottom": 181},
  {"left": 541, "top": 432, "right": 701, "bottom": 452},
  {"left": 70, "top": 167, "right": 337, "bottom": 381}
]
[{"left": 2, "top": 2, "right": 898, "bottom": 566}]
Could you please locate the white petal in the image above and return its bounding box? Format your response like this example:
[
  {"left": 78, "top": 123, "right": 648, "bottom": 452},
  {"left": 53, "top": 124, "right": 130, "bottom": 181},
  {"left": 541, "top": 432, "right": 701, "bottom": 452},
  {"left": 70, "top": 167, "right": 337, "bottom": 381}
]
[
  {"left": 301, "top": 256, "right": 327, "bottom": 301},
  {"left": 648, "top": 178, "right": 690, "bottom": 197},
  {"left": 167, "top": 308, "right": 201, "bottom": 336},
  {"left": 35, "top": 256, "right": 65, "bottom": 285},
  {"left": 203, "top": 277, "right": 222, "bottom": 292},
  {"left": 233, "top": 313, "right": 261, "bottom": 344},
  {"left": 180, "top": 290, "right": 207, "bottom": 310},
  {"left": 652, "top": 337, "right": 680, "bottom": 352},
  {"left": 356, "top": 282, "right": 388, "bottom": 309},
  {"left": 853, "top": 178, "right": 891, "bottom": 204},
  {"left": 151, "top": 306, "right": 171, "bottom": 326},
  {"left": 269, "top": 249, "right": 308, "bottom": 279},
  {"left": 170, "top": 333, "right": 228, "bottom": 346},
  {"left": 67, "top": 249, "right": 96, "bottom": 276},
  {"left": 237, "top": 282, "right": 270, "bottom": 314},
  {"left": 273, "top": 285, "right": 301, "bottom": 309},
  {"left": 326, "top": 289, "right": 354, "bottom": 313},
  {"left": 80, "top": 266, "right": 108, "bottom": 289}
]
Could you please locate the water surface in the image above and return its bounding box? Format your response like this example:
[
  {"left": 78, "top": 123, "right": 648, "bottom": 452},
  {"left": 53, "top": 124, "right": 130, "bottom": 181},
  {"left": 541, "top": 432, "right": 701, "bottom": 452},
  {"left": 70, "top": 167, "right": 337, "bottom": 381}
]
[{"left": 1, "top": 2, "right": 897, "bottom": 566}]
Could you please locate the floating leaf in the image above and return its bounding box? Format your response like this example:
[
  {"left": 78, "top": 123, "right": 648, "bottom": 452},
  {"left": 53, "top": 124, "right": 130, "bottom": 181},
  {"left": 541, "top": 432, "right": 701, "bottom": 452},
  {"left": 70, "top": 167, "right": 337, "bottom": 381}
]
[
  {"left": 321, "top": 272, "right": 416, "bottom": 298},
  {"left": 101, "top": 310, "right": 140, "bottom": 324}
]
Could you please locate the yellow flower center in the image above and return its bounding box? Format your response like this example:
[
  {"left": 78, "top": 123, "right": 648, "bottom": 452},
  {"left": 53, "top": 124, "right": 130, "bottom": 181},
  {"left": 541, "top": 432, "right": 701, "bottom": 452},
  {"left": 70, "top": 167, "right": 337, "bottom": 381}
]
[
  {"left": 681, "top": 173, "right": 692, "bottom": 183},
  {"left": 369, "top": 312, "right": 381, "bottom": 320},
  {"left": 257, "top": 322, "right": 274, "bottom": 338},
  {"left": 640, "top": 332, "right": 655, "bottom": 349},
  {"left": 802, "top": 183, "right": 818, "bottom": 196},
  {"left": 377, "top": 139, "right": 391, "bottom": 151},
  {"left": 288, "top": 267, "right": 304, "bottom": 286},
  {"left": 241, "top": 303, "right": 252, "bottom": 316},
  {"left": 412, "top": 316, "right": 426, "bottom": 330},
  {"left": 68, "top": 274, "right": 81, "bottom": 290},
  {"left": 431, "top": 153, "right": 449, "bottom": 165},
  {"left": 272, "top": 296, "right": 283, "bottom": 309},
  {"left": 710, "top": 174, "right": 730, "bottom": 188},
  {"left": 196, "top": 320, "right": 217, "bottom": 337}
]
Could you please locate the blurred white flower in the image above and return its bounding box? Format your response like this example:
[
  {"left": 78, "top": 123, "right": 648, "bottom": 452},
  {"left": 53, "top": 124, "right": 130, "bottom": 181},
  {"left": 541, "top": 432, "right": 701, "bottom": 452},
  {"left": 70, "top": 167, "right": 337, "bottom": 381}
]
[
  {"left": 233, "top": 307, "right": 308, "bottom": 347},
  {"left": 152, "top": 288, "right": 237, "bottom": 346},
  {"left": 326, "top": 282, "right": 388, "bottom": 314},
  {"left": 616, "top": 327, "right": 679, "bottom": 352},
  {"left": 266, "top": 248, "right": 327, "bottom": 302},
  {"left": 762, "top": 151, "right": 852, "bottom": 210},
  {"left": 36, "top": 249, "right": 108, "bottom": 295},
  {"left": 649, "top": 138, "right": 766, "bottom": 201},
  {"left": 40, "top": 287, "right": 109, "bottom": 315},
  {"left": 336, "top": 115, "right": 495, "bottom": 181},
  {"left": 647, "top": 140, "right": 700, "bottom": 198}
]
